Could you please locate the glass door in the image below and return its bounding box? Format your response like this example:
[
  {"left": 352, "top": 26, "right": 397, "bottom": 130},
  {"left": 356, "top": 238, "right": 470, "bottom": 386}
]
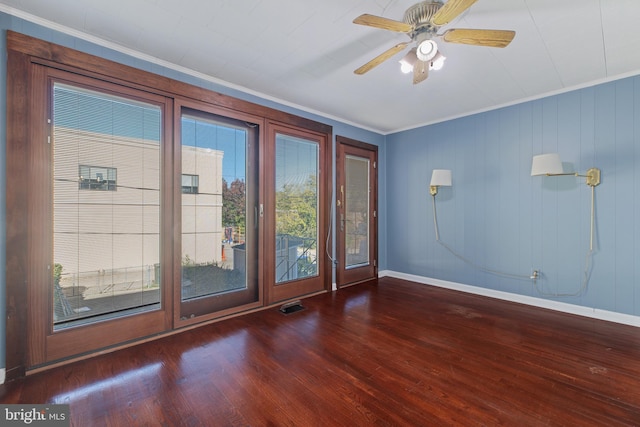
[
  {"left": 175, "top": 103, "right": 261, "bottom": 325},
  {"left": 52, "top": 82, "right": 164, "bottom": 330},
  {"left": 12, "top": 42, "right": 333, "bottom": 370},
  {"left": 336, "top": 136, "right": 378, "bottom": 287},
  {"left": 266, "top": 124, "right": 329, "bottom": 303},
  {"left": 35, "top": 70, "right": 172, "bottom": 364}
]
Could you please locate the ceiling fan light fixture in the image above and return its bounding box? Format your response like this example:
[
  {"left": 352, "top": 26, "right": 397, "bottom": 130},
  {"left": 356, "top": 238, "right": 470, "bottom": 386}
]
[
  {"left": 352, "top": 2, "right": 517, "bottom": 81},
  {"left": 399, "top": 48, "right": 418, "bottom": 73},
  {"left": 416, "top": 39, "right": 438, "bottom": 61}
]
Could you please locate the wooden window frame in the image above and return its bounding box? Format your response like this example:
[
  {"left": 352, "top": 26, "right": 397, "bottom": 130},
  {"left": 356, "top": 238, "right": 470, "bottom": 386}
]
[
  {"left": 5, "top": 30, "right": 332, "bottom": 379},
  {"left": 264, "top": 122, "right": 331, "bottom": 304},
  {"left": 335, "top": 136, "right": 379, "bottom": 287}
]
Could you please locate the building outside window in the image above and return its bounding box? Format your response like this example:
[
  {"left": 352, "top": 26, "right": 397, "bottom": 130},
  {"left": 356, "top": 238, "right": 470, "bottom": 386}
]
[
  {"left": 181, "top": 174, "right": 199, "bottom": 194},
  {"left": 79, "top": 165, "right": 117, "bottom": 191}
]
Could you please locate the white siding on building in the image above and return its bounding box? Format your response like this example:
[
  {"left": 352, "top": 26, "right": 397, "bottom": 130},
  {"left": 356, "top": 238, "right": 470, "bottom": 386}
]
[
  {"left": 54, "top": 127, "right": 224, "bottom": 277},
  {"left": 182, "top": 145, "right": 224, "bottom": 265}
]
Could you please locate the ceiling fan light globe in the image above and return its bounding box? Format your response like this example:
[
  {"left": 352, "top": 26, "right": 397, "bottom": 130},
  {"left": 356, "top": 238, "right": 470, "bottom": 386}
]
[
  {"left": 399, "top": 48, "right": 418, "bottom": 74},
  {"left": 400, "top": 62, "right": 413, "bottom": 74},
  {"left": 430, "top": 52, "right": 446, "bottom": 70},
  {"left": 416, "top": 39, "right": 438, "bottom": 61}
]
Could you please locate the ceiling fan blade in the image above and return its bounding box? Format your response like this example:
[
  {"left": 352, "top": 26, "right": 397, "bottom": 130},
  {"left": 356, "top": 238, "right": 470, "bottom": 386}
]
[
  {"left": 442, "top": 29, "right": 515, "bottom": 48},
  {"left": 354, "top": 42, "right": 410, "bottom": 75},
  {"left": 413, "top": 60, "right": 429, "bottom": 84},
  {"left": 353, "top": 14, "right": 413, "bottom": 33},
  {"left": 432, "top": 0, "right": 478, "bottom": 26}
]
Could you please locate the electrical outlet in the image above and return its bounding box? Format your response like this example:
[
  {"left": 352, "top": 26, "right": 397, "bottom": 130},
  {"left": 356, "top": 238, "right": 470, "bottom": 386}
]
[{"left": 530, "top": 269, "right": 539, "bottom": 280}]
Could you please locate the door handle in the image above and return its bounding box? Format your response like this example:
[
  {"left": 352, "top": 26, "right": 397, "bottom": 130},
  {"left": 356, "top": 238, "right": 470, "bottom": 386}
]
[{"left": 255, "top": 204, "right": 264, "bottom": 229}]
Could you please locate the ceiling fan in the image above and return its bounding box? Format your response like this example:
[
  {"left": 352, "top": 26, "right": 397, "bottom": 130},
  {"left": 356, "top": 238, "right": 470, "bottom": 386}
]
[{"left": 353, "top": 0, "right": 515, "bottom": 84}]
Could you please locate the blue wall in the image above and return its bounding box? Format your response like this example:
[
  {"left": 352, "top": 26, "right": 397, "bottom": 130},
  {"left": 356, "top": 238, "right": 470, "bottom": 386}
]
[
  {"left": 0, "top": 12, "right": 386, "bottom": 373},
  {"left": 387, "top": 78, "right": 640, "bottom": 316}
]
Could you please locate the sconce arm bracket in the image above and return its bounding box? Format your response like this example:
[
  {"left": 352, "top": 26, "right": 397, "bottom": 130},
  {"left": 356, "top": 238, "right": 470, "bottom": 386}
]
[{"left": 545, "top": 168, "right": 601, "bottom": 187}]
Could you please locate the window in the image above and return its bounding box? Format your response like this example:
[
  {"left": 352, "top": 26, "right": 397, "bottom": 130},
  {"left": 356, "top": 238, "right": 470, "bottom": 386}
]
[
  {"left": 265, "top": 122, "right": 330, "bottom": 305},
  {"left": 181, "top": 174, "right": 199, "bottom": 194},
  {"left": 54, "top": 83, "right": 162, "bottom": 330},
  {"left": 178, "top": 109, "right": 259, "bottom": 320},
  {"left": 79, "top": 165, "right": 117, "bottom": 191},
  {"left": 6, "top": 31, "right": 332, "bottom": 372},
  {"left": 274, "top": 134, "right": 319, "bottom": 283}
]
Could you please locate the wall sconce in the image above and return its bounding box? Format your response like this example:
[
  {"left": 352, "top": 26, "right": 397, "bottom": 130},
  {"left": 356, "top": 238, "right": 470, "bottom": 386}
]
[
  {"left": 430, "top": 169, "right": 452, "bottom": 196},
  {"left": 531, "top": 153, "right": 601, "bottom": 251},
  {"left": 530, "top": 153, "right": 601, "bottom": 187}
]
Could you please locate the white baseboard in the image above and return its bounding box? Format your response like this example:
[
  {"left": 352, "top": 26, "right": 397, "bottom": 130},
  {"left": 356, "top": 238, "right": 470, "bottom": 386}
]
[
  {"left": 332, "top": 282, "right": 337, "bottom": 291},
  {"left": 378, "top": 270, "right": 640, "bottom": 328},
  {"left": 0, "top": 368, "right": 5, "bottom": 385}
]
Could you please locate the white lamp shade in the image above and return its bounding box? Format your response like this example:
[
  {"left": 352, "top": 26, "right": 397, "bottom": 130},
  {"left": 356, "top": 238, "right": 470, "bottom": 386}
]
[
  {"left": 531, "top": 153, "right": 563, "bottom": 176},
  {"left": 430, "top": 169, "right": 452, "bottom": 187}
]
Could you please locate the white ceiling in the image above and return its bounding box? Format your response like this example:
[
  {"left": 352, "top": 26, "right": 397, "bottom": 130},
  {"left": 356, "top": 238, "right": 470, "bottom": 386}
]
[{"left": 3, "top": 0, "right": 640, "bottom": 134}]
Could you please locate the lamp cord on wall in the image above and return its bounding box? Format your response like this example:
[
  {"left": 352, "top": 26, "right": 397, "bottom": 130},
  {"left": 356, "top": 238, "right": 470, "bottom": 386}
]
[
  {"left": 533, "top": 248, "right": 592, "bottom": 297},
  {"left": 431, "top": 185, "right": 596, "bottom": 297},
  {"left": 431, "top": 195, "right": 531, "bottom": 281},
  {"left": 533, "top": 185, "right": 595, "bottom": 297},
  {"left": 326, "top": 182, "right": 337, "bottom": 266}
]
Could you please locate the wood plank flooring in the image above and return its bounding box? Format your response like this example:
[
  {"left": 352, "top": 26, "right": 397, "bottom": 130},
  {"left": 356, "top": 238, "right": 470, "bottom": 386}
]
[{"left": 2, "top": 277, "right": 640, "bottom": 426}]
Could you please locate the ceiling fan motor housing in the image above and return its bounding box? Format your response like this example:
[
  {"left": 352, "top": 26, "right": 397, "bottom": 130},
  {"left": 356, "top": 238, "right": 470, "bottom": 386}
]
[{"left": 403, "top": 1, "right": 443, "bottom": 39}]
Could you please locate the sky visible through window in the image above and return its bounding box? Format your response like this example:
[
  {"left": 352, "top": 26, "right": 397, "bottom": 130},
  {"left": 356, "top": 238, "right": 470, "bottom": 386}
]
[{"left": 181, "top": 116, "right": 246, "bottom": 183}]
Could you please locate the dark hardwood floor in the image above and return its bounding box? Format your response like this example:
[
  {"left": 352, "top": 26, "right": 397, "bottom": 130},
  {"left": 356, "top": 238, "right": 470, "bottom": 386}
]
[{"left": 2, "top": 277, "right": 640, "bottom": 426}]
